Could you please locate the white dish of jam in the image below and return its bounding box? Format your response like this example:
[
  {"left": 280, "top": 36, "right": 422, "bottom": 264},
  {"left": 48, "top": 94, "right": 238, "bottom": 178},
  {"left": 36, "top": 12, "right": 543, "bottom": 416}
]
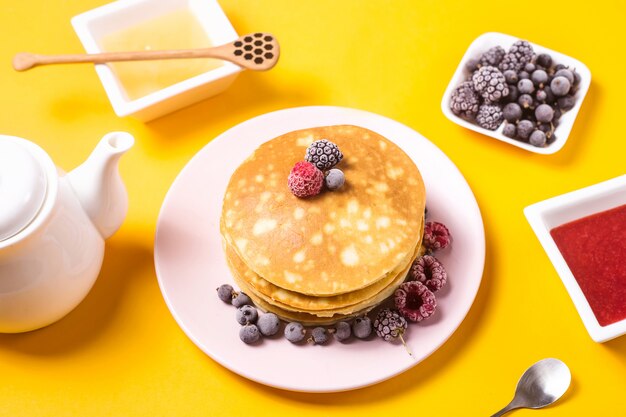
[{"left": 525, "top": 174, "right": 626, "bottom": 342}]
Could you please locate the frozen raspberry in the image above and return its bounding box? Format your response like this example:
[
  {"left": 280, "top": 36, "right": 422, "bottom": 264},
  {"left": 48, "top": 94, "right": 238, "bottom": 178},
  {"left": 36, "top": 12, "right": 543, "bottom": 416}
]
[
  {"left": 394, "top": 281, "right": 437, "bottom": 322},
  {"left": 288, "top": 161, "right": 324, "bottom": 198},
  {"left": 409, "top": 255, "right": 448, "bottom": 292},
  {"left": 423, "top": 221, "right": 451, "bottom": 251}
]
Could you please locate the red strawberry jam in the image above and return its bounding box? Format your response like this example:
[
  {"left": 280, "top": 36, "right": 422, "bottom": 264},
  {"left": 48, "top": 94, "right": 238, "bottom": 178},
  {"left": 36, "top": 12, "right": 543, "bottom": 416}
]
[{"left": 550, "top": 204, "right": 626, "bottom": 327}]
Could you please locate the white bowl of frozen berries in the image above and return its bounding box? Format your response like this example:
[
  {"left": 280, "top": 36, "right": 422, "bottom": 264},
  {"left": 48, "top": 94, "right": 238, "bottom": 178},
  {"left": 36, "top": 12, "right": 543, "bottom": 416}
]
[{"left": 442, "top": 32, "right": 591, "bottom": 154}]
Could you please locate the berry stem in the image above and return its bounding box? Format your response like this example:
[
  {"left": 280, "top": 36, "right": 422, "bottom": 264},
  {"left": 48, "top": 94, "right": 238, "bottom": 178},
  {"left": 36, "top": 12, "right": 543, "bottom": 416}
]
[{"left": 399, "top": 334, "right": 414, "bottom": 358}]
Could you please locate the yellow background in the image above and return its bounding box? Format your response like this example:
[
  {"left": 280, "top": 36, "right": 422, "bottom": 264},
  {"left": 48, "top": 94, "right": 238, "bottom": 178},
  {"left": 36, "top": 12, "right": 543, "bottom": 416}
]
[{"left": 1, "top": 0, "right": 625, "bottom": 415}]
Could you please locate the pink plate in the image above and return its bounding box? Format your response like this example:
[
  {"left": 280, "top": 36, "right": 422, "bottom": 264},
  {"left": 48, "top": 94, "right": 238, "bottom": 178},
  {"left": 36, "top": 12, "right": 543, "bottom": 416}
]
[{"left": 154, "top": 106, "right": 485, "bottom": 392}]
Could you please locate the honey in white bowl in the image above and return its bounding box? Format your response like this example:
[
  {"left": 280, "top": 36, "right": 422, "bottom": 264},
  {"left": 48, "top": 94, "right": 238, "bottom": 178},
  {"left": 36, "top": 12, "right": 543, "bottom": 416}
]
[{"left": 100, "top": 9, "right": 222, "bottom": 101}]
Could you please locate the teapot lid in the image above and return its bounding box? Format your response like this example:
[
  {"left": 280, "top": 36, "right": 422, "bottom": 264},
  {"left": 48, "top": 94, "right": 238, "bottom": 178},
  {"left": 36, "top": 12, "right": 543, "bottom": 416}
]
[{"left": 0, "top": 138, "right": 48, "bottom": 241}]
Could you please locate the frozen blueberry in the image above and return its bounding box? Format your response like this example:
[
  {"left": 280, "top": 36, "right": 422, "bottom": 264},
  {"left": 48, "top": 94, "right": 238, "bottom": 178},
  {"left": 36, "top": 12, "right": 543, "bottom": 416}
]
[
  {"left": 558, "top": 95, "right": 576, "bottom": 111},
  {"left": 551, "top": 76, "right": 571, "bottom": 96},
  {"left": 216, "top": 284, "right": 234, "bottom": 303},
  {"left": 506, "top": 85, "right": 519, "bottom": 103},
  {"left": 535, "top": 104, "right": 555, "bottom": 123},
  {"left": 531, "top": 70, "right": 548, "bottom": 86},
  {"left": 325, "top": 168, "right": 345, "bottom": 191},
  {"left": 352, "top": 316, "right": 372, "bottom": 339},
  {"left": 518, "top": 94, "right": 533, "bottom": 109},
  {"left": 536, "top": 53, "right": 552, "bottom": 68},
  {"left": 529, "top": 130, "right": 547, "bottom": 147},
  {"left": 284, "top": 322, "right": 306, "bottom": 343},
  {"left": 232, "top": 292, "right": 252, "bottom": 308},
  {"left": 572, "top": 71, "right": 581, "bottom": 86},
  {"left": 554, "top": 69, "right": 574, "bottom": 84},
  {"left": 517, "top": 120, "right": 535, "bottom": 140},
  {"left": 257, "top": 313, "right": 280, "bottom": 336},
  {"left": 518, "top": 79, "right": 535, "bottom": 95},
  {"left": 333, "top": 321, "right": 351, "bottom": 342},
  {"left": 503, "top": 123, "right": 517, "bottom": 138},
  {"left": 554, "top": 64, "right": 567, "bottom": 72},
  {"left": 310, "top": 327, "right": 328, "bottom": 345},
  {"left": 236, "top": 305, "right": 258, "bottom": 325},
  {"left": 503, "top": 103, "right": 523, "bottom": 122},
  {"left": 503, "top": 69, "right": 518, "bottom": 85},
  {"left": 518, "top": 71, "right": 530, "bottom": 80},
  {"left": 239, "top": 324, "right": 260, "bottom": 344},
  {"left": 535, "top": 89, "right": 547, "bottom": 102},
  {"left": 524, "top": 63, "right": 536, "bottom": 73},
  {"left": 543, "top": 86, "right": 556, "bottom": 104}
]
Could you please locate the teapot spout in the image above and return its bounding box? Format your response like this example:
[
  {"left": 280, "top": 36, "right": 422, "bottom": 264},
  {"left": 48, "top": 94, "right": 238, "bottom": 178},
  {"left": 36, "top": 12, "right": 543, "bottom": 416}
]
[{"left": 67, "top": 132, "right": 134, "bottom": 239}]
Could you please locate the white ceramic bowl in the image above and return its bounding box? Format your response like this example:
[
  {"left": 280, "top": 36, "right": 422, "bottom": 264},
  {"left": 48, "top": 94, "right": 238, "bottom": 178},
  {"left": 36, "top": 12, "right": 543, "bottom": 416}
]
[
  {"left": 442, "top": 32, "right": 591, "bottom": 155},
  {"left": 524, "top": 175, "right": 626, "bottom": 342},
  {"left": 72, "top": 0, "right": 241, "bottom": 121}
]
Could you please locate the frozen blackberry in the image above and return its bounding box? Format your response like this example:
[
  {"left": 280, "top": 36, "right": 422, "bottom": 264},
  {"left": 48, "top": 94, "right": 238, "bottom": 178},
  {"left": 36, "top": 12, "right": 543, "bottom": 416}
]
[
  {"left": 476, "top": 104, "right": 503, "bottom": 130},
  {"left": 325, "top": 168, "right": 345, "bottom": 191},
  {"left": 239, "top": 324, "right": 260, "bottom": 344},
  {"left": 554, "top": 69, "right": 574, "bottom": 84},
  {"left": 499, "top": 40, "right": 534, "bottom": 72},
  {"left": 232, "top": 292, "right": 252, "bottom": 308},
  {"left": 536, "top": 53, "right": 552, "bottom": 69},
  {"left": 449, "top": 81, "right": 480, "bottom": 119},
  {"left": 535, "top": 104, "right": 555, "bottom": 123},
  {"left": 558, "top": 95, "right": 576, "bottom": 111},
  {"left": 236, "top": 305, "right": 258, "bottom": 325},
  {"left": 332, "top": 321, "right": 351, "bottom": 342},
  {"left": 304, "top": 139, "right": 343, "bottom": 171},
  {"left": 503, "top": 123, "right": 516, "bottom": 138},
  {"left": 472, "top": 66, "right": 509, "bottom": 102},
  {"left": 309, "top": 327, "right": 328, "bottom": 345},
  {"left": 257, "top": 313, "right": 280, "bottom": 336},
  {"left": 518, "top": 94, "right": 533, "bottom": 109},
  {"left": 479, "top": 46, "right": 506, "bottom": 67},
  {"left": 465, "top": 58, "right": 480, "bottom": 72},
  {"left": 352, "top": 316, "right": 372, "bottom": 339},
  {"left": 503, "top": 102, "right": 523, "bottom": 123},
  {"left": 517, "top": 120, "right": 535, "bottom": 140},
  {"left": 216, "top": 284, "right": 234, "bottom": 303},
  {"left": 531, "top": 70, "right": 548, "bottom": 87},
  {"left": 423, "top": 221, "right": 451, "bottom": 251},
  {"left": 503, "top": 69, "right": 518, "bottom": 85},
  {"left": 518, "top": 79, "right": 535, "bottom": 95},
  {"left": 551, "top": 76, "right": 571, "bottom": 96},
  {"left": 374, "top": 309, "right": 408, "bottom": 342},
  {"left": 284, "top": 322, "right": 306, "bottom": 343},
  {"left": 529, "top": 130, "right": 547, "bottom": 147},
  {"left": 535, "top": 89, "right": 547, "bottom": 102}
]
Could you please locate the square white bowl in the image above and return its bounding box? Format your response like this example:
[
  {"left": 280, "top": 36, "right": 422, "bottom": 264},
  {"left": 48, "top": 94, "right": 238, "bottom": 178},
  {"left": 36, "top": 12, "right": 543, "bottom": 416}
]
[
  {"left": 524, "top": 175, "right": 626, "bottom": 342},
  {"left": 441, "top": 32, "right": 591, "bottom": 155},
  {"left": 72, "top": 0, "right": 242, "bottom": 121}
]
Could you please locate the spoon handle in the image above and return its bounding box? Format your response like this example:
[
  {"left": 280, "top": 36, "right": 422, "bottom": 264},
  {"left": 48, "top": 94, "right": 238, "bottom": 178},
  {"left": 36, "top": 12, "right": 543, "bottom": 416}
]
[{"left": 490, "top": 402, "right": 519, "bottom": 417}]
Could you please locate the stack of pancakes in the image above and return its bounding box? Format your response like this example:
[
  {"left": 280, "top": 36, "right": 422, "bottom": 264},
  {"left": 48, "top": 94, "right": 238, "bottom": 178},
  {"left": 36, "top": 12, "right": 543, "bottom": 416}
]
[{"left": 220, "top": 125, "right": 426, "bottom": 325}]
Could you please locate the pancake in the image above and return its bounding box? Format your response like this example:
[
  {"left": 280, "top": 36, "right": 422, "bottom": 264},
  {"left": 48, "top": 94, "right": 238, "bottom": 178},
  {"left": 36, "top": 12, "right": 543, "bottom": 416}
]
[
  {"left": 223, "top": 219, "right": 424, "bottom": 314},
  {"left": 221, "top": 125, "right": 426, "bottom": 296},
  {"left": 226, "top": 240, "right": 422, "bottom": 317}
]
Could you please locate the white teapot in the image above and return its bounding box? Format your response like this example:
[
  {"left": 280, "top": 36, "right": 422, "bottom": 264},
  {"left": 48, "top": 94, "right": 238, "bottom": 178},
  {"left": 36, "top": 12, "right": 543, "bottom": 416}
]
[{"left": 0, "top": 132, "right": 133, "bottom": 333}]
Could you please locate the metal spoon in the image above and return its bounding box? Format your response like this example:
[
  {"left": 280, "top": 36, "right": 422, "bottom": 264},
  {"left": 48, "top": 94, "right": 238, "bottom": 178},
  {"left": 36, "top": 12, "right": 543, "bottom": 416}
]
[{"left": 491, "top": 358, "right": 571, "bottom": 416}]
